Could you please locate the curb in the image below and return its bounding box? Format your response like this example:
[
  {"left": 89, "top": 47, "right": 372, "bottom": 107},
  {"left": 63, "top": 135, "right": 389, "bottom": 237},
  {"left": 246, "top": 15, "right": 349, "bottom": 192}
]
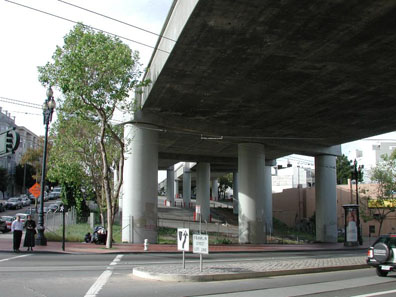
[
  {"left": 0, "top": 247, "right": 368, "bottom": 255},
  {"left": 132, "top": 264, "right": 369, "bottom": 282}
]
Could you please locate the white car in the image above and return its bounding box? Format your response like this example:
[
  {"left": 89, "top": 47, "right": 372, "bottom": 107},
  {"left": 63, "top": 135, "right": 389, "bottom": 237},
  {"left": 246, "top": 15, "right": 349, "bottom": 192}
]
[
  {"left": 15, "top": 213, "right": 29, "bottom": 224},
  {"left": 49, "top": 187, "right": 62, "bottom": 200},
  {"left": 20, "top": 196, "right": 31, "bottom": 206}
]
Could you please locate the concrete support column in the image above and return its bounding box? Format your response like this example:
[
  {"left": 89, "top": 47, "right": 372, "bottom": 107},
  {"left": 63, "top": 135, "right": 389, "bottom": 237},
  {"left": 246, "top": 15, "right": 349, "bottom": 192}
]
[
  {"left": 212, "top": 179, "right": 219, "bottom": 201},
  {"left": 238, "top": 143, "right": 266, "bottom": 244},
  {"left": 122, "top": 124, "right": 158, "bottom": 243},
  {"left": 114, "top": 166, "right": 122, "bottom": 212},
  {"left": 166, "top": 165, "right": 175, "bottom": 204},
  {"left": 174, "top": 179, "right": 179, "bottom": 198},
  {"left": 233, "top": 171, "right": 238, "bottom": 215},
  {"left": 264, "top": 164, "right": 273, "bottom": 234},
  {"left": 114, "top": 165, "right": 122, "bottom": 224},
  {"left": 183, "top": 163, "right": 191, "bottom": 205},
  {"left": 196, "top": 162, "right": 210, "bottom": 221},
  {"left": 315, "top": 154, "right": 338, "bottom": 243}
]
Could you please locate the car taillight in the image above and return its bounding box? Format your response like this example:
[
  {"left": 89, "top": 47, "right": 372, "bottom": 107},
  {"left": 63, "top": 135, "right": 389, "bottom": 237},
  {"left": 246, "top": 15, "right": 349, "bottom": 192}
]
[{"left": 367, "top": 249, "right": 373, "bottom": 258}]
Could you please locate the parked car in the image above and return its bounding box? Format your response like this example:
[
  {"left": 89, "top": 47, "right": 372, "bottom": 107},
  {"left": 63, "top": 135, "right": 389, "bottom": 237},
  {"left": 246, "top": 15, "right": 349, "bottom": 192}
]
[
  {"left": 20, "top": 196, "right": 31, "bottom": 206},
  {"left": 15, "top": 213, "right": 29, "bottom": 224},
  {"left": 49, "top": 187, "right": 62, "bottom": 200},
  {"left": 367, "top": 234, "right": 396, "bottom": 277},
  {"left": 0, "top": 218, "right": 7, "bottom": 233},
  {"left": 55, "top": 201, "right": 63, "bottom": 207},
  {"left": 48, "top": 204, "right": 59, "bottom": 212},
  {"left": 26, "top": 207, "right": 37, "bottom": 215},
  {"left": 5, "top": 197, "right": 23, "bottom": 209},
  {"left": 1, "top": 216, "right": 15, "bottom": 231}
]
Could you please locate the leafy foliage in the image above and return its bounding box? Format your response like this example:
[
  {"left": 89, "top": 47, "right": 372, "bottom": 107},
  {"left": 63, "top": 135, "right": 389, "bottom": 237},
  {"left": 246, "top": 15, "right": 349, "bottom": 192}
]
[
  {"left": 218, "top": 173, "right": 233, "bottom": 199},
  {"left": 360, "top": 153, "right": 396, "bottom": 235},
  {"left": 336, "top": 154, "right": 352, "bottom": 184},
  {"left": 38, "top": 23, "right": 148, "bottom": 248},
  {"left": 15, "top": 164, "right": 36, "bottom": 192},
  {"left": 20, "top": 139, "right": 46, "bottom": 182}
]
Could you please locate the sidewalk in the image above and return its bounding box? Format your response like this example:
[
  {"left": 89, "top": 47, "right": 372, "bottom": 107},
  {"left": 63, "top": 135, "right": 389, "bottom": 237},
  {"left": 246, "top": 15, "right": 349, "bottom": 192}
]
[
  {"left": 0, "top": 238, "right": 370, "bottom": 281},
  {"left": 0, "top": 237, "right": 370, "bottom": 254}
]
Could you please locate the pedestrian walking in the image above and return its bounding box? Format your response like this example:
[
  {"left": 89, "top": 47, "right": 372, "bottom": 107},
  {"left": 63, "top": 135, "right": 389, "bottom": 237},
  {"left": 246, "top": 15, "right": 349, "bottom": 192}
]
[
  {"left": 11, "top": 215, "right": 23, "bottom": 253},
  {"left": 23, "top": 215, "right": 36, "bottom": 251}
]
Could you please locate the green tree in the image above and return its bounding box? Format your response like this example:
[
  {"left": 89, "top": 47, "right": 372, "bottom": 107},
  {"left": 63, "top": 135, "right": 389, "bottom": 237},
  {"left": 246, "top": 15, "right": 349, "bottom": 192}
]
[
  {"left": 0, "top": 167, "right": 8, "bottom": 198},
  {"left": 361, "top": 154, "right": 396, "bottom": 236},
  {"left": 218, "top": 173, "right": 233, "bottom": 199},
  {"left": 336, "top": 154, "right": 352, "bottom": 184},
  {"left": 38, "top": 23, "right": 147, "bottom": 248},
  {"left": 47, "top": 112, "right": 107, "bottom": 224},
  {"left": 15, "top": 164, "right": 35, "bottom": 193},
  {"left": 20, "top": 138, "right": 47, "bottom": 182}
]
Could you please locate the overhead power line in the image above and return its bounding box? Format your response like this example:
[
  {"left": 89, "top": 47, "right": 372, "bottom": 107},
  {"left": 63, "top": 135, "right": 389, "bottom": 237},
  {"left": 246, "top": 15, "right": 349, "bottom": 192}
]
[
  {"left": 57, "top": 0, "right": 176, "bottom": 43},
  {"left": 0, "top": 96, "right": 42, "bottom": 109},
  {"left": 5, "top": 0, "right": 170, "bottom": 54}
]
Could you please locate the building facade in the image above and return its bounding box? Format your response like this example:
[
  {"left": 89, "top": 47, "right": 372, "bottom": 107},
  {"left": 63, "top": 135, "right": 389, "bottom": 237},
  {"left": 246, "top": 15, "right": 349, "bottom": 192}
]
[{"left": 0, "top": 107, "right": 39, "bottom": 197}]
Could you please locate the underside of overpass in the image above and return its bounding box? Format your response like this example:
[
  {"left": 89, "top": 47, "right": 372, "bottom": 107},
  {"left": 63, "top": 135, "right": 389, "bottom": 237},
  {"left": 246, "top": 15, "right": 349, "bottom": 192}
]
[
  {"left": 122, "top": 0, "right": 396, "bottom": 244},
  {"left": 133, "top": 0, "right": 396, "bottom": 170}
]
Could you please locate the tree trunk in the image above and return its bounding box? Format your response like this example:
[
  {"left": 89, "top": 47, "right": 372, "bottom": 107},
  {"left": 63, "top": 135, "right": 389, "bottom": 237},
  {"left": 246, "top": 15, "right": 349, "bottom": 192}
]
[{"left": 378, "top": 220, "right": 384, "bottom": 237}]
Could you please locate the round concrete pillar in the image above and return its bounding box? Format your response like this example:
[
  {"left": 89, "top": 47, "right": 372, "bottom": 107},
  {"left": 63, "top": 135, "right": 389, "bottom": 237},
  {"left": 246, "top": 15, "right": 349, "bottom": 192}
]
[
  {"left": 122, "top": 124, "right": 158, "bottom": 243},
  {"left": 233, "top": 171, "right": 239, "bottom": 215},
  {"left": 196, "top": 162, "right": 210, "bottom": 221},
  {"left": 166, "top": 165, "right": 175, "bottom": 204},
  {"left": 174, "top": 179, "right": 179, "bottom": 198},
  {"left": 264, "top": 165, "right": 273, "bottom": 234},
  {"left": 212, "top": 179, "right": 219, "bottom": 201},
  {"left": 315, "top": 154, "right": 338, "bottom": 243},
  {"left": 238, "top": 143, "right": 266, "bottom": 244},
  {"left": 183, "top": 163, "right": 191, "bottom": 205}
]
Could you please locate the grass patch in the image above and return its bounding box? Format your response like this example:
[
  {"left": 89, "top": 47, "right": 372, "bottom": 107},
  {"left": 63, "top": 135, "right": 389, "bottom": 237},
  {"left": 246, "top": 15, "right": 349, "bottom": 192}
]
[{"left": 45, "top": 224, "right": 122, "bottom": 243}]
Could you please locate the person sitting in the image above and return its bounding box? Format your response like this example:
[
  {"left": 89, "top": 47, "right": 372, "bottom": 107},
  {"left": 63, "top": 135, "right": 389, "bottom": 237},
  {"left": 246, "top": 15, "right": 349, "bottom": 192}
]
[{"left": 84, "top": 232, "right": 92, "bottom": 243}]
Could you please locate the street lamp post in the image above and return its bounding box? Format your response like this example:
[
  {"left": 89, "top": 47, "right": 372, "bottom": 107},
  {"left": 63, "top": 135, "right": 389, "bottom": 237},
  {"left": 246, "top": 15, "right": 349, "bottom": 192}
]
[
  {"left": 352, "top": 159, "right": 364, "bottom": 245},
  {"left": 36, "top": 86, "right": 56, "bottom": 246}
]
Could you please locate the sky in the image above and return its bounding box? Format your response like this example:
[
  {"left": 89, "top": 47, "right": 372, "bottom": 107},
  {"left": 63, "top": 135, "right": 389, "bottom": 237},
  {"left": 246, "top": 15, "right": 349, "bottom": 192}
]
[
  {"left": 0, "top": 0, "right": 173, "bottom": 135},
  {"left": 1, "top": 0, "right": 395, "bottom": 182}
]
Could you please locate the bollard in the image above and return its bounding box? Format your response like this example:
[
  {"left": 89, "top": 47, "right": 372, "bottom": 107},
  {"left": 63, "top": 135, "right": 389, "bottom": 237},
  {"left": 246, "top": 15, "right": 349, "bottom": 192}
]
[{"left": 144, "top": 239, "right": 149, "bottom": 251}]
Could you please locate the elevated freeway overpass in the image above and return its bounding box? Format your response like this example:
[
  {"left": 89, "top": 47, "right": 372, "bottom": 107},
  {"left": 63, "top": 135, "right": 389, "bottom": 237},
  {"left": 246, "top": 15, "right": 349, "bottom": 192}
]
[{"left": 122, "top": 0, "right": 396, "bottom": 244}]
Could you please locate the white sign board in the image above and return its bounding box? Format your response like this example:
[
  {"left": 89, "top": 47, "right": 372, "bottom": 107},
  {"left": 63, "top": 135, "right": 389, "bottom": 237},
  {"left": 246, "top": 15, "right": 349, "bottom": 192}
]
[
  {"left": 193, "top": 234, "right": 209, "bottom": 254},
  {"left": 177, "top": 228, "right": 189, "bottom": 251},
  {"left": 196, "top": 205, "right": 201, "bottom": 214}
]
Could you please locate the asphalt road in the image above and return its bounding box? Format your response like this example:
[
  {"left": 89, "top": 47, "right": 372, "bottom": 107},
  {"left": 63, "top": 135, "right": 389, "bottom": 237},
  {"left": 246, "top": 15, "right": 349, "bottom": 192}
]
[{"left": 1, "top": 250, "right": 394, "bottom": 297}]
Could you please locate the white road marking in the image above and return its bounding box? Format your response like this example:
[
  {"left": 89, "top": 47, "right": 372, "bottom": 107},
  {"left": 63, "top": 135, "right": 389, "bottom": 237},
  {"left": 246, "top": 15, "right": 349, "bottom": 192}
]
[
  {"left": 84, "top": 254, "right": 123, "bottom": 297},
  {"left": 0, "top": 254, "right": 30, "bottom": 262},
  {"left": 351, "top": 289, "right": 396, "bottom": 297}
]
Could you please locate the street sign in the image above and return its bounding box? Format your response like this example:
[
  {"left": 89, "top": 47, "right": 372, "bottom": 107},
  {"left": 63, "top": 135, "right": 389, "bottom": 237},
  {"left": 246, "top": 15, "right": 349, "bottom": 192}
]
[
  {"left": 177, "top": 228, "right": 189, "bottom": 251},
  {"left": 196, "top": 205, "right": 201, "bottom": 214},
  {"left": 193, "top": 234, "right": 209, "bottom": 254},
  {"left": 29, "top": 183, "right": 41, "bottom": 198}
]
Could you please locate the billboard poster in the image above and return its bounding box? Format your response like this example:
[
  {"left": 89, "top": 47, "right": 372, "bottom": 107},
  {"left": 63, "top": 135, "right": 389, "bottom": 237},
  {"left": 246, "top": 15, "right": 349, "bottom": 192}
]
[{"left": 345, "top": 207, "right": 358, "bottom": 242}]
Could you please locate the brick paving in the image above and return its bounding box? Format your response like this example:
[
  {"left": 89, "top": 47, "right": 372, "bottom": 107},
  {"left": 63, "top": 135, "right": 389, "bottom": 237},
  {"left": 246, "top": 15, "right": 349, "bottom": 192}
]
[{"left": 132, "top": 255, "right": 368, "bottom": 281}]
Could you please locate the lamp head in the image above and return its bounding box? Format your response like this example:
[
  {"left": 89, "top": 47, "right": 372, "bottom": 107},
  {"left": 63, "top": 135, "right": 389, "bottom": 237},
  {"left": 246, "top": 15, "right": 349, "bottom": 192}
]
[{"left": 46, "top": 86, "right": 53, "bottom": 99}]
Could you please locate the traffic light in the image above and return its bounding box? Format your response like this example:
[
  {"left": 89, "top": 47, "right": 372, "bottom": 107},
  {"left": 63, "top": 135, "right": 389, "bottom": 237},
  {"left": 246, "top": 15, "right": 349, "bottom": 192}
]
[{"left": 0, "top": 128, "right": 20, "bottom": 156}]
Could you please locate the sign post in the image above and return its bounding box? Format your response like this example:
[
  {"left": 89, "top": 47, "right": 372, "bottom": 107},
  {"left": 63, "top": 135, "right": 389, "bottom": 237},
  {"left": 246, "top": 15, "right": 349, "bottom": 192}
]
[
  {"left": 177, "top": 228, "right": 189, "bottom": 268},
  {"left": 193, "top": 234, "right": 209, "bottom": 272},
  {"left": 196, "top": 205, "right": 201, "bottom": 233},
  {"left": 60, "top": 205, "right": 68, "bottom": 251},
  {"left": 29, "top": 183, "right": 41, "bottom": 212}
]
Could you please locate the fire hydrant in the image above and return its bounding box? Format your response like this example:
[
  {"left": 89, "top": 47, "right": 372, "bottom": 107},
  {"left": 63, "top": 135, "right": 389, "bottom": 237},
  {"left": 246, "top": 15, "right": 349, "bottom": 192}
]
[{"left": 144, "top": 239, "right": 149, "bottom": 251}]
